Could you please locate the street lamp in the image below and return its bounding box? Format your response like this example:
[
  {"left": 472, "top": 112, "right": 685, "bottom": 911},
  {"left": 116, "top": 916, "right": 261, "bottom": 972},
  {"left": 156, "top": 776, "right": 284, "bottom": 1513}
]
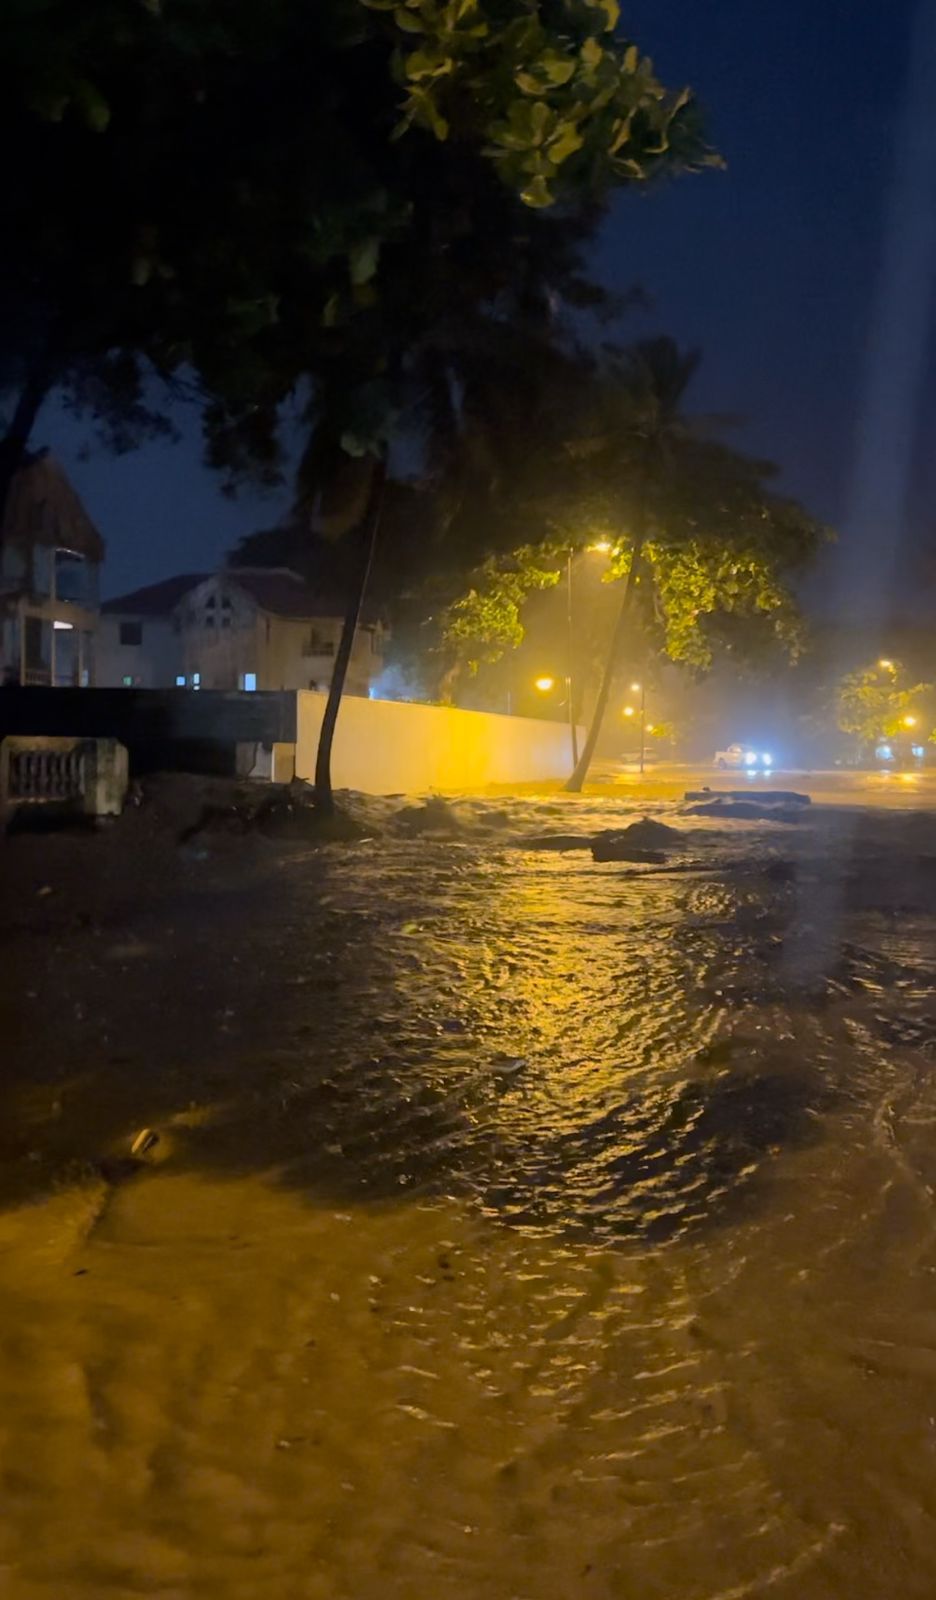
[
  {"left": 535, "top": 675, "right": 556, "bottom": 694},
  {"left": 903, "top": 714, "right": 918, "bottom": 728},
  {"left": 630, "top": 680, "right": 648, "bottom": 773},
  {"left": 563, "top": 541, "right": 614, "bottom": 770},
  {"left": 879, "top": 658, "right": 895, "bottom": 672}
]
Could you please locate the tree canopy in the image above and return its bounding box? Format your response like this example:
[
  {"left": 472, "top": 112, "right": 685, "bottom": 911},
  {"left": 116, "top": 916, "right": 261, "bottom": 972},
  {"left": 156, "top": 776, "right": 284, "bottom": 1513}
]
[
  {"left": 2, "top": 0, "right": 716, "bottom": 482},
  {"left": 432, "top": 340, "right": 829, "bottom": 691},
  {"left": 837, "top": 659, "right": 935, "bottom": 749}
]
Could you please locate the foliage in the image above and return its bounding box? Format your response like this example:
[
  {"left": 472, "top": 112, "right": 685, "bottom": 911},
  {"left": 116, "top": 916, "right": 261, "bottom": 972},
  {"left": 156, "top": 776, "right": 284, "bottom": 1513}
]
[
  {"left": 836, "top": 660, "right": 934, "bottom": 747},
  {"left": 361, "top": 0, "right": 718, "bottom": 206},
  {"left": 435, "top": 342, "right": 829, "bottom": 681},
  {"left": 441, "top": 546, "right": 563, "bottom": 667},
  {"left": 1, "top": 0, "right": 715, "bottom": 483}
]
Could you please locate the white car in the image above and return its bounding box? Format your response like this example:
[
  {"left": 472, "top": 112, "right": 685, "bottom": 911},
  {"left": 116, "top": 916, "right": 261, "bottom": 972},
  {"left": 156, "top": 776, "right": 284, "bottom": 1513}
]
[{"left": 714, "top": 743, "right": 774, "bottom": 771}]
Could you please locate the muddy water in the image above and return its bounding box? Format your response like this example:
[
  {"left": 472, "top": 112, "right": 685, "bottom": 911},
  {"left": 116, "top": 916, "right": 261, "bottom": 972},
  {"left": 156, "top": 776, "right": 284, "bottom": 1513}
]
[{"left": 3, "top": 808, "right": 936, "bottom": 1597}]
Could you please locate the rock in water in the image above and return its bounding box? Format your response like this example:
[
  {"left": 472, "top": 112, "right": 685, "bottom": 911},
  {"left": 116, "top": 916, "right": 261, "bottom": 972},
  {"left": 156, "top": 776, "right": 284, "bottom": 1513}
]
[
  {"left": 685, "top": 800, "right": 806, "bottom": 822},
  {"left": 591, "top": 839, "right": 667, "bottom": 864}
]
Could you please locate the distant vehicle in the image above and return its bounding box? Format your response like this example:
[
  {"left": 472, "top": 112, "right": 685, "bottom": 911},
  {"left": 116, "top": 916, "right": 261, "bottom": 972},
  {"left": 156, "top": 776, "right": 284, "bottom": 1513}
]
[
  {"left": 874, "top": 740, "right": 926, "bottom": 764},
  {"left": 714, "top": 743, "right": 775, "bottom": 771}
]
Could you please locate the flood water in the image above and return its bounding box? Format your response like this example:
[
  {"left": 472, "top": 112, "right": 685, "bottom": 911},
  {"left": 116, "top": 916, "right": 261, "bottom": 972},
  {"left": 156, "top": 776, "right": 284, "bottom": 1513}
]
[{"left": 3, "top": 798, "right": 936, "bottom": 1598}]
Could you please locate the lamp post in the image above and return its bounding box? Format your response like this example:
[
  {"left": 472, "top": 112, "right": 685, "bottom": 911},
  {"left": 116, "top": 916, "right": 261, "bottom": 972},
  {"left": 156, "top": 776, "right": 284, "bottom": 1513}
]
[
  {"left": 566, "top": 552, "right": 579, "bottom": 767},
  {"left": 630, "top": 680, "right": 647, "bottom": 773},
  {"left": 565, "top": 540, "right": 613, "bottom": 770}
]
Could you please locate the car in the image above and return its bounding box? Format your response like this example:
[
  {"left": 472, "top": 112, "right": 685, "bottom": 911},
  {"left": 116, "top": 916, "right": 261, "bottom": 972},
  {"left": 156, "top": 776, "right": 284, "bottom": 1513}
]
[{"left": 714, "top": 743, "right": 775, "bottom": 771}]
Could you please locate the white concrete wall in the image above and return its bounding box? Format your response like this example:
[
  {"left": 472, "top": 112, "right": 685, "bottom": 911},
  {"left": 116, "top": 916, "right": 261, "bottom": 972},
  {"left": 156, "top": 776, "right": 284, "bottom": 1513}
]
[
  {"left": 295, "top": 693, "right": 579, "bottom": 793},
  {"left": 98, "top": 614, "right": 177, "bottom": 688}
]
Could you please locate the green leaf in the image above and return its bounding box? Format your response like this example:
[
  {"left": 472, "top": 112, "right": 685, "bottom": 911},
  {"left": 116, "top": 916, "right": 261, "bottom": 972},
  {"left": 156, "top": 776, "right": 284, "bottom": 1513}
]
[
  {"left": 406, "top": 48, "right": 453, "bottom": 80},
  {"left": 394, "top": 7, "right": 425, "bottom": 31},
  {"left": 548, "top": 119, "right": 584, "bottom": 165},
  {"left": 73, "top": 77, "right": 111, "bottom": 132},
  {"left": 349, "top": 236, "right": 380, "bottom": 285},
  {"left": 591, "top": 0, "right": 620, "bottom": 29},
  {"left": 580, "top": 37, "right": 603, "bottom": 71},
  {"left": 623, "top": 43, "right": 640, "bottom": 73},
  {"left": 538, "top": 51, "right": 577, "bottom": 86},
  {"left": 520, "top": 173, "right": 553, "bottom": 207}
]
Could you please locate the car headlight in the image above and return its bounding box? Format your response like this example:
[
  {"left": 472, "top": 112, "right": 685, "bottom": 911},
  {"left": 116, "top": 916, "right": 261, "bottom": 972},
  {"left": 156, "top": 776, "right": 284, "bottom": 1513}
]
[
  {"left": 744, "top": 751, "right": 757, "bottom": 766},
  {"left": 762, "top": 753, "right": 774, "bottom": 767}
]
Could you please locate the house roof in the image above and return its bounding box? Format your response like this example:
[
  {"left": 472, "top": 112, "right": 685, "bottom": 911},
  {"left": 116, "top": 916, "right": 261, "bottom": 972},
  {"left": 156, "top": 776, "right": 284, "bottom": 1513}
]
[
  {"left": 226, "top": 569, "right": 358, "bottom": 619},
  {"left": 1, "top": 450, "right": 105, "bottom": 563},
  {"left": 102, "top": 574, "right": 209, "bottom": 616},
  {"left": 103, "top": 567, "right": 380, "bottom": 624}
]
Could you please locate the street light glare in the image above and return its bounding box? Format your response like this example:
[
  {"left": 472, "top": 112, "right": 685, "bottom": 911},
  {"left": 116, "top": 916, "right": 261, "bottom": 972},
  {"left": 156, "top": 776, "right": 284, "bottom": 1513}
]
[
  {"left": 879, "top": 658, "right": 895, "bottom": 671},
  {"left": 588, "top": 540, "right": 612, "bottom": 554},
  {"left": 630, "top": 681, "right": 642, "bottom": 693},
  {"left": 903, "top": 714, "right": 918, "bottom": 727},
  {"left": 623, "top": 705, "right": 635, "bottom": 718},
  {"left": 535, "top": 675, "right": 555, "bottom": 693}
]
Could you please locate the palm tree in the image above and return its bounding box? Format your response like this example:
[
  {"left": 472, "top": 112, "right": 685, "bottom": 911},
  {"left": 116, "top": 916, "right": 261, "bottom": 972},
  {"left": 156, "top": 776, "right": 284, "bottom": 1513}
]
[{"left": 565, "top": 338, "right": 702, "bottom": 793}]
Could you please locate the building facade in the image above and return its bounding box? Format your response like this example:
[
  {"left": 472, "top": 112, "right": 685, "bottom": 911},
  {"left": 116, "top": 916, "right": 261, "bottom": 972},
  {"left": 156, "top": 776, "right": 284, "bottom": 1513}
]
[
  {"left": 0, "top": 452, "right": 103, "bottom": 686},
  {"left": 98, "top": 568, "right": 385, "bottom": 694}
]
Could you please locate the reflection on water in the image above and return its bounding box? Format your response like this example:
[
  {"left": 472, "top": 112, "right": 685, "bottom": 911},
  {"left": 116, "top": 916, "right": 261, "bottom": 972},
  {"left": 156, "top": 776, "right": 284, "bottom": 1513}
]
[{"left": 3, "top": 809, "right": 936, "bottom": 1598}]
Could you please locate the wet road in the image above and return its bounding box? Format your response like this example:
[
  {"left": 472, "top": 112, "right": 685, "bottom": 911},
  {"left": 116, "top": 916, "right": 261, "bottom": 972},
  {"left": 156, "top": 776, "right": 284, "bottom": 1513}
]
[
  {"left": 3, "top": 793, "right": 936, "bottom": 1597},
  {"left": 599, "top": 762, "right": 936, "bottom": 809}
]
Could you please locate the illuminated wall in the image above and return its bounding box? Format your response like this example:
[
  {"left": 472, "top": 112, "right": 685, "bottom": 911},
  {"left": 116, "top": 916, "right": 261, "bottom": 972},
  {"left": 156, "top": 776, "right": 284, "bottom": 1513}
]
[{"left": 295, "top": 693, "right": 580, "bottom": 792}]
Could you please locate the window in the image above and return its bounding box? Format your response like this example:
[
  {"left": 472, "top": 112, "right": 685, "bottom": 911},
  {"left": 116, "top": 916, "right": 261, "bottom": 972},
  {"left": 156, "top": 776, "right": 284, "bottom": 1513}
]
[
  {"left": 221, "top": 596, "right": 232, "bottom": 610},
  {"left": 119, "top": 621, "right": 143, "bottom": 647},
  {"left": 192, "top": 672, "right": 201, "bottom": 690},
  {"left": 122, "top": 674, "right": 134, "bottom": 687},
  {"left": 205, "top": 595, "right": 216, "bottom": 608},
  {"left": 241, "top": 672, "right": 257, "bottom": 692},
  {"left": 175, "top": 675, "right": 186, "bottom": 688},
  {"left": 205, "top": 614, "right": 215, "bottom": 627},
  {"left": 221, "top": 616, "right": 231, "bottom": 629}
]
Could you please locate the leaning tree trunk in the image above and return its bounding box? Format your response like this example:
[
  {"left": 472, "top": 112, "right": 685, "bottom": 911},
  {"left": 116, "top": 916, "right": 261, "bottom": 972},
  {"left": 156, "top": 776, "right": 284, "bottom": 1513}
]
[
  {"left": 313, "top": 456, "right": 387, "bottom": 816},
  {"left": 565, "top": 516, "right": 647, "bottom": 794},
  {"left": 0, "top": 367, "right": 53, "bottom": 529}
]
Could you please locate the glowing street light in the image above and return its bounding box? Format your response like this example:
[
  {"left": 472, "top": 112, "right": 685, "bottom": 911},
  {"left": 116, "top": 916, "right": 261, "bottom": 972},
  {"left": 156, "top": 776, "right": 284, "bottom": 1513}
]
[
  {"left": 535, "top": 675, "right": 556, "bottom": 693},
  {"left": 630, "top": 681, "right": 642, "bottom": 694},
  {"left": 879, "top": 658, "right": 895, "bottom": 671},
  {"left": 623, "top": 705, "right": 636, "bottom": 718},
  {"left": 903, "top": 714, "right": 918, "bottom": 728},
  {"left": 588, "top": 540, "right": 613, "bottom": 554}
]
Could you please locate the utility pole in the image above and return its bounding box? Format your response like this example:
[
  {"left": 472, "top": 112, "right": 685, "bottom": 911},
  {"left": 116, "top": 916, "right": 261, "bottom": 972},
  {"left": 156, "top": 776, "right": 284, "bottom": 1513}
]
[
  {"left": 630, "top": 679, "right": 647, "bottom": 773},
  {"left": 566, "top": 551, "right": 579, "bottom": 767}
]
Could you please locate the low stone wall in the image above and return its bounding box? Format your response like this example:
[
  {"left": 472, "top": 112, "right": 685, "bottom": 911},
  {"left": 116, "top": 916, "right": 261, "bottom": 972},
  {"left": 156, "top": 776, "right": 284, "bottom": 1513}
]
[
  {"left": 0, "top": 688, "right": 296, "bottom": 775},
  {"left": 296, "top": 692, "right": 578, "bottom": 793}
]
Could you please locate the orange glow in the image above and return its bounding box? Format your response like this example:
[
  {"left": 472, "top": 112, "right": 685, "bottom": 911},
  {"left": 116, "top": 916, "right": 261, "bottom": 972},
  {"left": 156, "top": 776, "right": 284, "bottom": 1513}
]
[{"left": 535, "top": 676, "right": 556, "bottom": 693}]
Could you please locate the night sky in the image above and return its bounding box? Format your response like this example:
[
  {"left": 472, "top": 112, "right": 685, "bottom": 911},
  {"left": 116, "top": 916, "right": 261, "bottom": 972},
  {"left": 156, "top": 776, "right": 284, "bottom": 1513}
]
[{"left": 33, "top": 0, "right": 935, "bottom": 608}]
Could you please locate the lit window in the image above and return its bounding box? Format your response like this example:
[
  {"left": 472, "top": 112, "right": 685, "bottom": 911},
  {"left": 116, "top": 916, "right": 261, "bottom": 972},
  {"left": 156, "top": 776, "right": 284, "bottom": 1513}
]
[
  {"left": 242, "top": 672, "right": 257, "bottom": 692},
  {"left": 192, "top": 672, "right": 201, "bottom": 690},
  {"left": 122, "top": 675, "right": 134, "bottom": 687},
  {"left": 175, "top": 675, "right": 186, "bottom": 687}
]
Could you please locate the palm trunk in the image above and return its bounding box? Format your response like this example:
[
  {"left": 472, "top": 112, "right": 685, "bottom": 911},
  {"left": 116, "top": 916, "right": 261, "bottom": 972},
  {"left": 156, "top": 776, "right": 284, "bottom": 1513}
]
[
  {"left": 0, "top": 368, "right": 52, "bottom": 527},
  {"left": 565, "top": 515, "right": 647, "bottom": 794},
  {"left": 314, "top": 456, "right": 387, "bottom": 815}
]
